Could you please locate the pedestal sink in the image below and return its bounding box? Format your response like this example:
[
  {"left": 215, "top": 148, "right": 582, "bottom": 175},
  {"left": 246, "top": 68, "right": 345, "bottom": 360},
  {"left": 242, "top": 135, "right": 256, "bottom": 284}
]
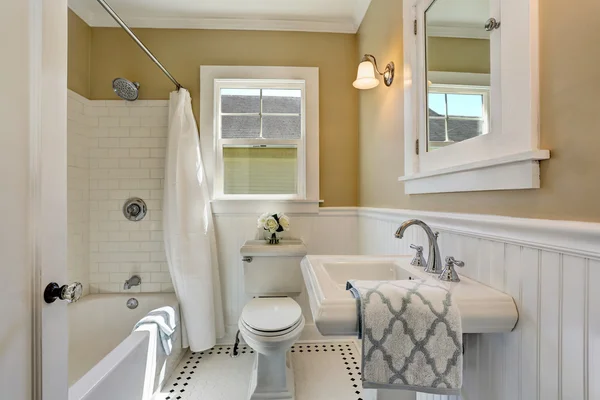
[{"left": 300, "top": 255, "right": 518, "bottom": 335}]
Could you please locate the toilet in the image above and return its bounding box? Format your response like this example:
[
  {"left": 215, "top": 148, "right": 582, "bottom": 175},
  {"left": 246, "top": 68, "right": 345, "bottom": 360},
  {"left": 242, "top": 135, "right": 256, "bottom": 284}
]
[{"left": 238, "top": 239, "right": 308, "bottom": 400}]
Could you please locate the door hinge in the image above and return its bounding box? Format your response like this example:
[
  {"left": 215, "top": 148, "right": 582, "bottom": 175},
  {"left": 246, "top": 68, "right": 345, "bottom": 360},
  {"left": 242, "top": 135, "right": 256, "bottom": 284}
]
[
  {"left": 415, "top": 139, "right": 420, "bottom": 155},
  {"left": 414, "top": 19, "right": 417, "bottom": 35}
]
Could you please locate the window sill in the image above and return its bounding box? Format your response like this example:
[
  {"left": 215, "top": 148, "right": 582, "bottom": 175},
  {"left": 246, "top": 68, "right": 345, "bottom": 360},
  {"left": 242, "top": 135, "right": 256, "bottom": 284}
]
[
  {"left": 399, "top": 150, "right": 550, "bottom": 194},
  {"left": 211, "top": 199, "right": 323, "bottom": 215}
]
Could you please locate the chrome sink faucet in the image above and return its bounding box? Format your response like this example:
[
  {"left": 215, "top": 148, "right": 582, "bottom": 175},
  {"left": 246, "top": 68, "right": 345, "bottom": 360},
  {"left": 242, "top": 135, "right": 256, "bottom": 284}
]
[
  {"left": 395, "top": 219, "right": 443, "bottom": 274},
  {"left": 124, "top": 274, "right": 141, "bottom": 290}
]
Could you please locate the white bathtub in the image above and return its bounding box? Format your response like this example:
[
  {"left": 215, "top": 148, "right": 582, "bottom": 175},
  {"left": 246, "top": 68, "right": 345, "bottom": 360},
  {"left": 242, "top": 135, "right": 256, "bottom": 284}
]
[{"left": 68, "top": 293, "right": 185, "bottom": 400}]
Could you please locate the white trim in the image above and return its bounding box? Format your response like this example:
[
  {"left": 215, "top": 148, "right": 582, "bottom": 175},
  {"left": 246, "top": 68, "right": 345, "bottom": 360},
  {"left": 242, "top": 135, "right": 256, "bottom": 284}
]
[
  {"left": 401, "top": 157, "right": 543, "bottom": 194},
  {"left": 69, "top": 8, "right": 360, "bottom": 34},
  {"left": 403, "top": 0, "right": 549, "bottom": 194},
  {"left": 357, "top": 207, "right": 600, "bottom": 260},
  {"left": 353, "top": 0, "right": 373, "bottom": 30},
  {"left": 212, "top": 200, "right": 320, "bottom": 215},
  {"left": 211, "top": 205, "right": 358, "bottom": 216},
  {"left": 28, "top": 0, "right": 69, "bottom": 398},
  {"left": 200, "top": 66, "right": 320, "bottom": 209},
  {"left": 428, "top": 71, "right": 490, "bottom": 86},
  {"left": 427, "top": 25, "right": 490, "bottom": 40},
  {"left": 30, "top": 1, "right": 44, "bottom": 398}
]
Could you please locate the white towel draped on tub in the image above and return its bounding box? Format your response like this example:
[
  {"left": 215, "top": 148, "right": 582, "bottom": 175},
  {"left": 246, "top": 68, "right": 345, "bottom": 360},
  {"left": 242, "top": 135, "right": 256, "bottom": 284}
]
[
  {"left": 164, "top": 89, "right": 225, "bottom": 351},
  {"left": 347, "top": 279, "right": 463, "bottom": 396},
  {"left": 134, "top": 307, "right": 177, "bottom": 356}
]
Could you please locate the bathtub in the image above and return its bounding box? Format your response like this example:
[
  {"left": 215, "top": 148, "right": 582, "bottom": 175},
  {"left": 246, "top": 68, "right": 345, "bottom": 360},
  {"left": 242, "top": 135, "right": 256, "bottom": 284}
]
[{"left": 68, "top": 293, "right": 186, "bottom": 400}]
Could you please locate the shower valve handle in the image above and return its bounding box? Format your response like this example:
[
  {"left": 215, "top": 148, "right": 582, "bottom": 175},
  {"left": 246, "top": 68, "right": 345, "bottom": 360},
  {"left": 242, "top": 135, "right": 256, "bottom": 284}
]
[{"left": 44, "top": 282, "right": 83, "bottom": 304}]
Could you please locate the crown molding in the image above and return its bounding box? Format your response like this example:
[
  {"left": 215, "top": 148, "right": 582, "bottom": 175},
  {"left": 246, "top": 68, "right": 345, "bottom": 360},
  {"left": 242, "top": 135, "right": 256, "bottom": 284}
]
[
  {"left": 353, "top": 0, "right": 373, "bottom": 31},
  {"left": 70, "top": 7, "right": 361, "bottom": 34}
]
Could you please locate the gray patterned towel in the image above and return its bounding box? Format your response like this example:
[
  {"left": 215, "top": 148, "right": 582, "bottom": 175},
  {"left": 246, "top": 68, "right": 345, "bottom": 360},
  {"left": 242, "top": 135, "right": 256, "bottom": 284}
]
[{"left": 346, "top": 279, "right": 462, "bottom": 395}]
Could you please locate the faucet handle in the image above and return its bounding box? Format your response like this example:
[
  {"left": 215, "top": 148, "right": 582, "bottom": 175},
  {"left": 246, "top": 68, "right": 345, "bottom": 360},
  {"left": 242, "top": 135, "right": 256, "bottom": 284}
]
[
  {"left": 409, "top": 244, "right": 426, "bottom": 267},
  {"left": 439, "top": 257, "right": 465, "bottom": 282},
  {"left": 445, "top": 256, "right": 464, "bottom": 267}
]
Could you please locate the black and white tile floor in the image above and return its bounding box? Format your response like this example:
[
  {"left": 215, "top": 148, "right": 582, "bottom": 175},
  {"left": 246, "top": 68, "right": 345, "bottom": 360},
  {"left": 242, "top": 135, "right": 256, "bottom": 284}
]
[{"left": 153, "top": 342, "right": 365, "bottom": 400}]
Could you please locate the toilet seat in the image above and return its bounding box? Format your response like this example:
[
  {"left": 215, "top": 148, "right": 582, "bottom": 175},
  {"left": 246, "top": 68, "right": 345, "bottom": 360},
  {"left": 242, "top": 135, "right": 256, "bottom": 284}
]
[
  {"left": 241, "top": 297, "right": 302, "bottom": 334},
  {"left": 240, "top": 317, "right": 303, "bottom": 338}
]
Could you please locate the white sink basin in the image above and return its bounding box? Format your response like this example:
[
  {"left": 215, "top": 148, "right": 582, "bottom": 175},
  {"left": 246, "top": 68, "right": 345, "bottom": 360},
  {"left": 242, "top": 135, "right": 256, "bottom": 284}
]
[{"left": 301, "top": 255, "right": 518, "bottom": 335}]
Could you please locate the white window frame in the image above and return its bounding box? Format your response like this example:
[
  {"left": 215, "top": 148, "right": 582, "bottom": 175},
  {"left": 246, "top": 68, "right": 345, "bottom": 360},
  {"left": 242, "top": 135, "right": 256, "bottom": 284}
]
[
  {"left": 200, "top": 66, "right": 320, "bottom": 214},
  {"left": 213, "top": 79, "right": 306, "bottom": 200},
  {"left": 427, "top": 83, "right": 491, "bottom": 149},
  {"left": 401, "top": 0, "right": 550, "bottom": 194}
]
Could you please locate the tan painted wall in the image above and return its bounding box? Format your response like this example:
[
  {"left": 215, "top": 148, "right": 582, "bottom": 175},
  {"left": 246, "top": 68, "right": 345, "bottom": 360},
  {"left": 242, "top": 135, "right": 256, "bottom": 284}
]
[
  {"left": 67, "top": 10, "right": 91, "bottom": 98},
  {"left": 88, "top": 28, "right": 359, "bottom": 207},
  {"left": 358, "top": 0, "right": 600, "bottom": 222},
  {"left": 428, "top": 37, "right": 490, "bottom": 74}
]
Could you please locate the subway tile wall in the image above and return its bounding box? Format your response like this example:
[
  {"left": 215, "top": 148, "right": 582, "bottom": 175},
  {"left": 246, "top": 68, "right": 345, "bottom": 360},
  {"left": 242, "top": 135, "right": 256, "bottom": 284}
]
[
  {"left": 86, "top": 98, "right": 173, "bottom": 294},
  {"left": 67, "top": 90, "right": 174, "bottom": 294}
]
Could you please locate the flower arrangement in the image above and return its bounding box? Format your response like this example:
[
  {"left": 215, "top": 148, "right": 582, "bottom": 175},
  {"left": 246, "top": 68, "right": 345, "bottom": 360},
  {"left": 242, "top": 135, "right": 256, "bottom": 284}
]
[{"left": 257, "top": 212, "right": 290, "bottom": 244}]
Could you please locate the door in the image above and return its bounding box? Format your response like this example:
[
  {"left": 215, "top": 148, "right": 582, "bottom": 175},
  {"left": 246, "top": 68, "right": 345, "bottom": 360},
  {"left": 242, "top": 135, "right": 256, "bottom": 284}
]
[{"left": 0, "top": 0, "right": 69, "bottom": 399}]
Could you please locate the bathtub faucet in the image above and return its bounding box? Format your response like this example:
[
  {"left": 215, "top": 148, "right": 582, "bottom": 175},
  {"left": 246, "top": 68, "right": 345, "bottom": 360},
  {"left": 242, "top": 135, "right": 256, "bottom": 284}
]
[{"left": 124, "top": 275, "right": 142, "bottom": 290}]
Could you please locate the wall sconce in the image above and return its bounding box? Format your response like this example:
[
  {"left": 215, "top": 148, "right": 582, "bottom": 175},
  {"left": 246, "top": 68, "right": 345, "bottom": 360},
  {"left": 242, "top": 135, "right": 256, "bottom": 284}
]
[{"left": 353, "top": 54, "right": 395, "bottom": 90}]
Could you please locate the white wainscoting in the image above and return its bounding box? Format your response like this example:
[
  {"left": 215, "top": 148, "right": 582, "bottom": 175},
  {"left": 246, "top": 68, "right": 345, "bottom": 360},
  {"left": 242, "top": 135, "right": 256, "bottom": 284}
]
[
  {"left": 358, "top": 207, "right": 600, "bottom": 400},
  {"left": 214, "top": 208, "right": 359, "bottom": 342}
]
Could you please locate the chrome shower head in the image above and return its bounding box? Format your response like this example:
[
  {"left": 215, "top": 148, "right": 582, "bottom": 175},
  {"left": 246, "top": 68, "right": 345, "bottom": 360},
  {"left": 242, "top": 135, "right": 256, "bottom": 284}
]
[{"left": 112, "top": 78, "right": 140, "bottom": 101}]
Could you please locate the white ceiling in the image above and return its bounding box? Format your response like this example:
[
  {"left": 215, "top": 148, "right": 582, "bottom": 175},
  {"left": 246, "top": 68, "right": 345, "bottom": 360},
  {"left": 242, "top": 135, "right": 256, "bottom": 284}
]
[{"left": 69, "top": 0, "right": 372, "bottom": 33}]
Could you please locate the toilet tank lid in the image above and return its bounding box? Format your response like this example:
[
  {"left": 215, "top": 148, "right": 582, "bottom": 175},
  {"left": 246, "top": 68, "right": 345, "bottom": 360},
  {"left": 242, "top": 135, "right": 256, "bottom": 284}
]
[{"left": 240, "top": 239, "right": 307, "bottom": 257}]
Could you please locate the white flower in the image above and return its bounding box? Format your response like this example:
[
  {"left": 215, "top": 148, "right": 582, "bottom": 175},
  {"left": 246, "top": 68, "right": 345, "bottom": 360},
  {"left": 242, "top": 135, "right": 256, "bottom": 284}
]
[
  {"left": 264, "top": 216, "right": 279, "bottom": 233},
  {"left": 277, "top": 213, "right": 290, "bottom": 231},
  {"left": 257, "top": 212, "right": 270, "bottom": 229}
]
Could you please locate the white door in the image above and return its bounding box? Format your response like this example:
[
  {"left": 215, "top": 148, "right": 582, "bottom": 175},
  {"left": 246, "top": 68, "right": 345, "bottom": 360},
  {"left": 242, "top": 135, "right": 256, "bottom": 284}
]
[{"left": 0, "top": 0, "right": 69, "bottom": 399}]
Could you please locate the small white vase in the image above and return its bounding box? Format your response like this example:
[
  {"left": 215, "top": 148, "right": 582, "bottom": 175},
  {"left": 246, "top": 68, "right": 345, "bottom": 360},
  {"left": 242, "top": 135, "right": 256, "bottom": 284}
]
[{"left": 264, "top": 230, "right": 281, "bottom": 245}]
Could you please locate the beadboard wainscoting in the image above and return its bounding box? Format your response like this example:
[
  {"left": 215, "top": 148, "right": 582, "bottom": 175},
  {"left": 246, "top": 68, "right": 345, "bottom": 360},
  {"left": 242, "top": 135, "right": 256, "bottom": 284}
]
[
  {"left": 357, "top": 208, "right": 600, "bottom": 400},
  {"left": 214, "top": 208, "right": 359, "bottom": 342}
]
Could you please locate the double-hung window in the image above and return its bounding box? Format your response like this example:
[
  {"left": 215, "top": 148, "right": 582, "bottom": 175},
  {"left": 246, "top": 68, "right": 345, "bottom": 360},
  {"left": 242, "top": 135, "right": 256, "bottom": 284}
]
[
  {"left": 427, "top": 84, "right": 490, "bottom": 151},
  {"left": 213, "top": 80, "right": 306, "bottom": 200}
]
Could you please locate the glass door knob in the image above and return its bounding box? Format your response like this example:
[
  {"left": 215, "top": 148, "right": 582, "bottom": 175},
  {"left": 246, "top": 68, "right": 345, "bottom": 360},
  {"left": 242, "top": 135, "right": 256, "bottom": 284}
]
[{"left": 44, "top": 282, "right": 83, "bottom": 304}]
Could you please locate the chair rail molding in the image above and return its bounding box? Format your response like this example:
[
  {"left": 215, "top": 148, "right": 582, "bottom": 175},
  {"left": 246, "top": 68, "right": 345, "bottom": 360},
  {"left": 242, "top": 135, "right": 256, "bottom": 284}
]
[{"left": 358, "top": 207, "right": 600, "bottom": 260}]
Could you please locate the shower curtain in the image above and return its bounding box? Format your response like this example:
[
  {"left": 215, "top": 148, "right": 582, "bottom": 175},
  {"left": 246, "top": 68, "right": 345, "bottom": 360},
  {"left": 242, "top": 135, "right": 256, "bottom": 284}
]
[{"left": 163, "top": 88, "right": 224, "bottom": 351}]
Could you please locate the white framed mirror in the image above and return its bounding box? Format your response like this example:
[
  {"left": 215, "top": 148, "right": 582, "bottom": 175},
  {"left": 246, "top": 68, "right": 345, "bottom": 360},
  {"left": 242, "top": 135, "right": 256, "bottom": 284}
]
[{"left": 401, "top": 0, "right": 549, "bottom": 194}]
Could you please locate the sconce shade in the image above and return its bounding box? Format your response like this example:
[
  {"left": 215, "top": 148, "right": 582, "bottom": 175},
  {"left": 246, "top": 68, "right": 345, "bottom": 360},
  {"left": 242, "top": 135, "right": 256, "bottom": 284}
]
[{"left": 353, "top": 61, "right": 380, "bottom": 90}]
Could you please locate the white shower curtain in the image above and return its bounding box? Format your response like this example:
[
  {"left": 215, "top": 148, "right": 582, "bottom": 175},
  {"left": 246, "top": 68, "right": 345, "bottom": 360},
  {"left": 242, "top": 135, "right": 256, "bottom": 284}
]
[{"left": 163, "top": 88, "right": 224, "bottom": 351}]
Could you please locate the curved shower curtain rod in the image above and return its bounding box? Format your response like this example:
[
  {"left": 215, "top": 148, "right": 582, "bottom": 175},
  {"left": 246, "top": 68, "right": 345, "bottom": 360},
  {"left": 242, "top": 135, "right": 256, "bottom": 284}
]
[{"left": 96, "top": 0, "right": 184, "bottom": 91}]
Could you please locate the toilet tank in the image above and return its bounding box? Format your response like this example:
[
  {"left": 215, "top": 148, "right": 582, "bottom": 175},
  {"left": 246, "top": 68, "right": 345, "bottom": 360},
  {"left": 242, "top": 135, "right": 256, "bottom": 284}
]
[{"left": 240, "top": 239, "right": 307, "bottom": 296}]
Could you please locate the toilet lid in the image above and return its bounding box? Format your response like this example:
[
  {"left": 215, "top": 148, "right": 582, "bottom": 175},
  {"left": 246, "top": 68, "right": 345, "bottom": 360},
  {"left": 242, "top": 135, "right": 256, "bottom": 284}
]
[{"left": 241, "top": 298, "right": 302, "bottom": 332}]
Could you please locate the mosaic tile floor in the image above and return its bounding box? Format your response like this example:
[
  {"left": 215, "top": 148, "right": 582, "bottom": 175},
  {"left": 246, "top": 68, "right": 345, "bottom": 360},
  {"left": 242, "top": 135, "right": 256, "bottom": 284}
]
[{"left": 153, "top": 342, "right": 364, "bottom": 400}]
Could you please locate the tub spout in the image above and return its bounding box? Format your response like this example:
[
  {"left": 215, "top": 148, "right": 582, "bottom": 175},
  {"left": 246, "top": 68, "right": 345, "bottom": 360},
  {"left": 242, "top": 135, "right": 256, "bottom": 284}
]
[{"left": 124, "top": 275, "right": 142, "bottom": 290}]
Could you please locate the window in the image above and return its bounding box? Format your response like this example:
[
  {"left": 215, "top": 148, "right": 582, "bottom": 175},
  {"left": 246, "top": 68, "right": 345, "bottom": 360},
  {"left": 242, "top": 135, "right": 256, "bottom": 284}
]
[
  {"left": 427, "top": 85, "right": 490, "bottom": 151},
  {"left": 214, "top": 80, "right": 306, "bottom": 199}
]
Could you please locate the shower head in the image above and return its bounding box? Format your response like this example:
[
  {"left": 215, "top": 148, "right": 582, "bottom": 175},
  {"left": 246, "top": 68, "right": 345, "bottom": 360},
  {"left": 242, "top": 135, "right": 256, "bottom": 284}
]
[{"left": 112, "top": 78, "right": 140, "bottom": 101}]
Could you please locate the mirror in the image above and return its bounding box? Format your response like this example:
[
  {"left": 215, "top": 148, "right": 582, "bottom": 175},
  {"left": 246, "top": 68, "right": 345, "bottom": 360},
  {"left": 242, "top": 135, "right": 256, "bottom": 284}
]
[{"left": 425, "top": 0, "right": 491, "bottom": 152}]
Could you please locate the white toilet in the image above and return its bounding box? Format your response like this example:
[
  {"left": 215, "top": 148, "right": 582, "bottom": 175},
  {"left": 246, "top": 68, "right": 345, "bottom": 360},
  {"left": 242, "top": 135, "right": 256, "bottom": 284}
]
[{"left": 238, "top": 239, "right": 308, "bottom": 400}]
